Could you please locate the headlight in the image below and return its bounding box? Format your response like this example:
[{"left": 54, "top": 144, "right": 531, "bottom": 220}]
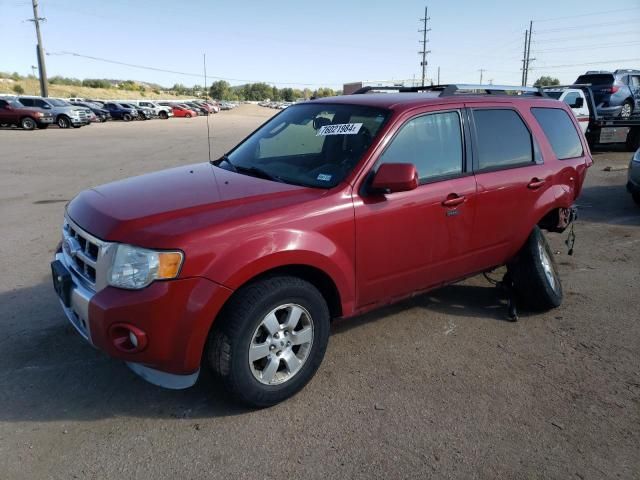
[{"left": 108, "top": 244, "right": 183, "bottom": 290}]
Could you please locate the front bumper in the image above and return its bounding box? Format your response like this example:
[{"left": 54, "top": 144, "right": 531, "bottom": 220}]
[{"left": 53, "top": 250, "right": 233, "bottom": 389}]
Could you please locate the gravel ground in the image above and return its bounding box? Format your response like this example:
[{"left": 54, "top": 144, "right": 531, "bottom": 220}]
[{"left": 0, "top": 106, "right": 638, "bottom": 480}]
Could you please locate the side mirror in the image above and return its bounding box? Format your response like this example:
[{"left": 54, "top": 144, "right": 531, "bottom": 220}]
[
  {"left": 43, "top": 104, "right": 52, "bottom": 109},
  {"left": 370, "top": 163, "right": 419, "bottom": 194},
  {"left": 570, "top": 97, "right": 584, "bottom": 109}
]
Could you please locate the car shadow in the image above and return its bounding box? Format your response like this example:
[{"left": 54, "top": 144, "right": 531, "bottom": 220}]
[
  {"left": 331, "top": 281, "right": 521, "bottom": 336},
  {"left": 1, "top": 275, "right": 523, "bottom": 422}
]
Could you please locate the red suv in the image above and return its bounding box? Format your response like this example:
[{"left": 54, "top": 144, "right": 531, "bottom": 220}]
[{"left": 51, "top": 85, "right": 592, "bottom": 406}]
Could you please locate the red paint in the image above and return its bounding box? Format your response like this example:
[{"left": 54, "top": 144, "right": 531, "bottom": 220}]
[
  {"left": 171, "top": 106, "right": 198, "bottom": 118},
  {"left": 67, "top": 93, "right": 592, "bottom": 376}
]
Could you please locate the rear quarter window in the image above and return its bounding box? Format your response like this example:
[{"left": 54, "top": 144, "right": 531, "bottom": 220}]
[
  {"left": 531, "top": 107, "right": 583, "bottom": 160},
  {"left": 575, "top": 74, "right": 614, "bottom": 85}
]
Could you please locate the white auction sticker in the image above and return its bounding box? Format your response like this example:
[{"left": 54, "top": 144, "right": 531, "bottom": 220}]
[{"left": 316, "top": 123, "right": 363, "bottom": 136}]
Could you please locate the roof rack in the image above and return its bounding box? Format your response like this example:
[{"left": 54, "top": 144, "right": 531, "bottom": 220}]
[
  {"left": 351, "top": 84, "right": 546, "bottom": 97},
  {"left": 541, "top": 83, "right": 592, "bottom": 89}
]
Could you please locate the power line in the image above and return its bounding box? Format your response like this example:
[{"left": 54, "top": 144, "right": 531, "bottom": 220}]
[
  {"left": 534, "top": 41, "right": 640, "bottom": 53},
  {"left": 534, "top": 6, "right": 640, "bottom": 22},
  {"left": 532, "top": 30, "right": 639, "bottom": 44},
  {"left": 535, "top": 19, "right": 639, "bottom": 34},
  {"left": 530, "top": 58, "right": 640, "bottom": 70},
  {"left": 45, "top": 51, "right": 339, "bottom": 87}
]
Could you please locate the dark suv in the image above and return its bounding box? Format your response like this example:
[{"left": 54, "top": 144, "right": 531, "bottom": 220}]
[
  {"left": 575, "top": 69, "right": 640, "bottom": 118},
  {"left": 52, "top": 84, "right": 591, "bottom": 406}
]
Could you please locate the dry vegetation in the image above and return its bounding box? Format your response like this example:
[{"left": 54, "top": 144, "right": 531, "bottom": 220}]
[{"left": 0, "top": 78, "right": 191, "bottom": 100}]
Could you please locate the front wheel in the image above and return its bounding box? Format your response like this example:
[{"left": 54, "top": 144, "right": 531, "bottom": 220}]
[
  {"left": 185, "top": 113, "right": 192, "bottom": 118},
  {"left": 207, "top": 276, "right": 330, "bottom": 407},
  {"left": 57, "top": 115, "right": 71, "bottom": 129},
  {"left": 122, "top": 113, "right": 132, "bottom": 122},
  {"left": 508, "top": 226, "right": 563, "bottom": 311},
  {"left": 21, "top": 117, "right": 37, "bottom": 130},
  {"left": 159, "top": 111, "right": 168, "bottom": 119}
]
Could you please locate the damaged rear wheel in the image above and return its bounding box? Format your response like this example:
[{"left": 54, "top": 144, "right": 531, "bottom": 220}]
[{"left": 508, "top": 226, "right": 563, "bottom": 311}]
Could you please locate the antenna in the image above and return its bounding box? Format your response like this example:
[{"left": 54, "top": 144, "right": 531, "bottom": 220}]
[{"left": 203, "top": 53, "right": 212, "bottom": 163}]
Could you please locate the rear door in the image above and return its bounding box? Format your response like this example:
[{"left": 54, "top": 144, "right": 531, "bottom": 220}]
[
  {"left": 354, "top": 105, "right": 478, "bottom": 308},
  {"left": 467, "top": 104, "right": 553, "bottom": 270}
]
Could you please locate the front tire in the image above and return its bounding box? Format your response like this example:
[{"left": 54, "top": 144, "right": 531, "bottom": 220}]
[
  {"left": 21, "top": 117, "right": 37, "bottom": 130},
  {"left": 159, "top": 111, "right": 168, "bottom": 119},
  {"left": 185, "top": 113, "right": 192, "bottom": 118},
  {"left": 508, "top": 226, "right": 563, "bottom": 311},
  {"left": 57, "top": 115, "right": 71, "bottom": 129},
  {"left": 207, "top": 276, "right": 330, "bottom": 407},
  {"left": 123, "top": 113, "right": 132, "bottom": 122}
]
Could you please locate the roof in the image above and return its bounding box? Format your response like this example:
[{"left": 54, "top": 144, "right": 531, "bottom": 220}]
[{"left": 310, "top": 92, "right": 562, "bottom": 111}]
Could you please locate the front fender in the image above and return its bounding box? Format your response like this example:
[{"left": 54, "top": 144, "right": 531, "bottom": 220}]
[{"left": 202, "top": 229, "right": 355, "bottom": 315}]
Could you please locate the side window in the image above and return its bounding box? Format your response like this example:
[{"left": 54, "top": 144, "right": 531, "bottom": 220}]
[
  {"left": 563, "top": 92, "right": 579, "bottom": 106},
  {"left": 531, "top": 107, "right": 583, "bottom": 160},
  {"left": 631, "top": 76, "right": 640, "bottom": 88},
  {"left": 378, "top": 111, "right": 463, "bottom": 181},
  {"left": 19, "top": 98, "right": 33, "bottom": 107},
  {"left": 35, "top": 100, "right": 48, "bottom": 108},
  {"left": 472, "top": 109, "right": 533, "bottom": 170}
]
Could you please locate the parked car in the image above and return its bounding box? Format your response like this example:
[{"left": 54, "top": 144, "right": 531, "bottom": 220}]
[
  {"left": 171, "top": 105, "right": 197, "bottom": 117},
  {"left": 16, "top": 96, "right": 90, "bottom": 128},
  {"left": 121, "top": 102, "right": 154, "bottom": 120},
  {"left": 51, "top": 84, "right": 591, "bottom": 407},
  {"left": 103, "top": 102, "right": 138, "bottom": 121},
  {"left": 181, "top": 103, "right": 206, "bottom": 116},
  {"left": 628, "top": 148, "right": 640, "bottom": 205},
  {"left": 0, "top": 98, "right": 54, "bottom": 130},
  {"left": 134, "top": 101, "right": 173, "bottom": 119},
  {"left": 575, "top": 69, "right": 640, "bottom": 118},
  {"left": 70, "top": 101, "right": 111, "bottom": 122}
]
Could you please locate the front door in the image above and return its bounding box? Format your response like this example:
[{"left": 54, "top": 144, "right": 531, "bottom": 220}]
[{"left": 354, "top": 107, "right": 477, "bottom": 309}]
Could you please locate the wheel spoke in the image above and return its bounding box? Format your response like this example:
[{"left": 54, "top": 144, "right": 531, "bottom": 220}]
[
  {"left": 284, "top": 305, "right": 304, "bottom": 330},
  {"left": 261, "top": 356, "right": 280, "bottom": 383},
  {"left": 262, "top": 312, "right": 280, "bottom": 335},
  {"left": 291, "top": 326, "right": 312, "bottom": 346},
  {"left": 282, "top": 351, "right": 302, "bottom": 373},
  {"left": 249, "top": 341, "right": 271, "bottom": 362}
]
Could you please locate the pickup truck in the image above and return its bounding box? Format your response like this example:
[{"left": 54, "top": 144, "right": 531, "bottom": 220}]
[
  {"left": 102, "top": 102, "right": 138, "bottom": 121},
  {"left": 544, "top": 85, "right": 640, "bottom": 151},
  {"left": 52, "top": 84, "right": 591, "bottom": 406}
]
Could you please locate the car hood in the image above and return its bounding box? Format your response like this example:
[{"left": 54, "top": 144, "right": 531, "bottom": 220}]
[{"left": 66, "top": 162, "right": 326, "bottom": 247}]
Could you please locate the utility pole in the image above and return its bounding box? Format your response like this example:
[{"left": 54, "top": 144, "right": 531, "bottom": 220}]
[
  {"left": 418, "top": 6, "right": 431, "bottom": 87},
  {"left": 478, "top": 69, "right": 486, "bottom": 84},
  {"left": 524, "top": 20, "right": 534, "bottom": 86},
  {"left": 521, "top": 29, "right": 528, "bottom": 86},
  {"left": 28, "top": 0, "right": 48, "bottom": 97},
  {"left": 437, "top": 66, "right": 440, "bottom": 85}
]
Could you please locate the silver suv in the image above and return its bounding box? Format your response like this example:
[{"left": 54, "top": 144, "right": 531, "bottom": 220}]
[{"left": 16, "top": 96, "right": 90, "bottom": 128}]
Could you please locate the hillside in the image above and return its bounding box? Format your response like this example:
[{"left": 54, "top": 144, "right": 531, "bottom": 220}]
[{"left": 0, "top": 78, "right": 192, "bottom": 100}]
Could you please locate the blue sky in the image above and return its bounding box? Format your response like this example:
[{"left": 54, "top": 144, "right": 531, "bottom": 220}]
[{"left": 1, "top": 0, "right": 639, "bottom": 89}]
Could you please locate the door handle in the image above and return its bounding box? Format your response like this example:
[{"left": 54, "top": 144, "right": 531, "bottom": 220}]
[
  {"left": 527, "top": 178, "right": 546, "bottom": 189},
  {"left": 442, "top": 194, "right": 466, "bottom": 207}
]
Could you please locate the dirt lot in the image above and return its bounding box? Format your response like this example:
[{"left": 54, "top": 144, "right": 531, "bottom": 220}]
[{"left": 0, "top": 105, "right": 638, "bottom": 479}]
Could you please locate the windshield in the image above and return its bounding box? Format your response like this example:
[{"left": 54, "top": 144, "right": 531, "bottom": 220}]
[
  {"left": 221, "top": 102, "right": 389, "bottom": 188},
  {"left": 48, "top": 99, "right": 70, "bottom": 106}
]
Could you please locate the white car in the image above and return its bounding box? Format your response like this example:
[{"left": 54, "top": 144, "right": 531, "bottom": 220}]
[
  {"left": 544, "top": 88, "right": 590, "bottom": 133},
  {"left": 130, "top": 101, "right": 174, "bottom": 119}
]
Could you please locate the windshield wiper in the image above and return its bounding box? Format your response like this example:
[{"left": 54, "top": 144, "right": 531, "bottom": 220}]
[{"left": 212, "top": 155, "right": 283, "bottom": 183}]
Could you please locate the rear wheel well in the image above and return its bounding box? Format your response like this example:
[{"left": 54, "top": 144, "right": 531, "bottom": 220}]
[{"left": 228, "top": 265, "right": 342, "bottom": 320}]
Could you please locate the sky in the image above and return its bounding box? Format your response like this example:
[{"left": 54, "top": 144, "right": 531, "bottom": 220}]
[{"left": 1, "top": 0, "right": 639, "bottom": 90}]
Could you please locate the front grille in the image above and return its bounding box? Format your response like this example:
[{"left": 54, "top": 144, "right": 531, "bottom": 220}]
[{"left": 62, "top": 218, "right": 105, "bottom": 289}]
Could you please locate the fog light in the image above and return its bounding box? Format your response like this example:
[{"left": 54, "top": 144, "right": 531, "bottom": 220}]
[
  {"left": 129, "top": 331, "right": 138, "bottom": 348},
  {"left": 109, "top": 323, "right": 148, "bottom": 353}
]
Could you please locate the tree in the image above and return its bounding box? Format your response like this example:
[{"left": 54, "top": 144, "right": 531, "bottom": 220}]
[
  {"left": 12, "top": 84, "right": 24, "bottom": 94},
  {"left": 533, "top": 76, "right": 560, "bottom": 87},
  {"left": 209, "top": 80, "right": 230, "bottom": 100},
  {"left": 281, "top": 87, "right": 295, "bottom": 102},
  {"left": 313, "top": 87, "right": 336, "bottom": 98}
]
